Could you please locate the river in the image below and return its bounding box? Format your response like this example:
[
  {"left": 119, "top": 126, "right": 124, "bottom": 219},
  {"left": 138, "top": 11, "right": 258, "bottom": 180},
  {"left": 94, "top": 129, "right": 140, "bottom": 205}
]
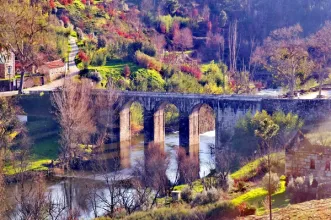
[
  {"left": 257, "top": 88, "right": 331, "bottom": 99},
  {"left": 6, "top": 131, "right": 216, "bottom": 219}
]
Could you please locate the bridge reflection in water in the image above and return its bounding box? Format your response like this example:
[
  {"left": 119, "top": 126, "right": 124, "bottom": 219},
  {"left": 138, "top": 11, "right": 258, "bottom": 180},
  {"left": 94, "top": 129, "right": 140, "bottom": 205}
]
[{"left": 101, "top": 131, "right": 215, "bottom": 182}]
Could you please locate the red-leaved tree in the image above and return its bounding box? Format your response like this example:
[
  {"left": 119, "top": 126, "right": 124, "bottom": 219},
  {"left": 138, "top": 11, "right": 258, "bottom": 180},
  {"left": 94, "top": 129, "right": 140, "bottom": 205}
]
[
  {"left": 173, "top": 27, "right": 193, "bottom": 51},
  {"left": 181, "top": 65, "right": 202, "bottom": 80}
]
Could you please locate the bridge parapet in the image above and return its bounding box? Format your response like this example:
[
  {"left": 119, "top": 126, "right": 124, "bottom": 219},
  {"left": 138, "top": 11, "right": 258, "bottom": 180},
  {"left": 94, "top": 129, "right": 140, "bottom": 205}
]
[{"left": 18, "top": 91, "right": 331, "bottom": 154}]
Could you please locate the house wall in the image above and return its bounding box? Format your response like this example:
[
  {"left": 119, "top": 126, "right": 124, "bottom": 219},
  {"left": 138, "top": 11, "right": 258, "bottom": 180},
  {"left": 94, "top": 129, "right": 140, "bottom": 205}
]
[
  {"left": 0, "top": 52, "right": 15, "bottom": 79},
  {"left": 49, "top": 66, "right": 66, "bottom": 81},
  {"left": 39, "top": 65, "right": 66, "bottom": 82},
  {"left": 286, "top": 148, "right": 331, "bottom": 183}
]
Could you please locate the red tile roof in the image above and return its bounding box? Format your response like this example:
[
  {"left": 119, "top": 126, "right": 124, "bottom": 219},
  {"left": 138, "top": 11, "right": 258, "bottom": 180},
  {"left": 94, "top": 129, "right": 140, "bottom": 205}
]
[{"left": 44, "top": 59, "right": 65, "bottom": 69}]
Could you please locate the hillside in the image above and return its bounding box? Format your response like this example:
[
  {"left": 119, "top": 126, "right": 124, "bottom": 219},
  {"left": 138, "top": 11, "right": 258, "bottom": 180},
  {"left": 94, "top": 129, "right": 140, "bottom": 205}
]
[{"left": 248, "top": 198, "right": 331, "bottom": 219}]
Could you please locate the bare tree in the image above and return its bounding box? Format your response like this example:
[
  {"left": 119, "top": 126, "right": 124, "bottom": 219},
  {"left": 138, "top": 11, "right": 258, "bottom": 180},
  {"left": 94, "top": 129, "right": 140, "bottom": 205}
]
[
  {"left": 133, "top": 143, "right": 170, "bottom": 208},
  {"left": 173, "top": 28, "right": 193, "bottom": 52},
  {"left": 214, "top": 148, "right": 236, "bottom": 191},
  {"left": 52, "top": 79, "right": 97, "bottom": 171},
  {"left": 202, "top": 5, "right": 210, "bottom": 21},
  {"left": 175, "top": 147, "right": 199, "bottom": 187},
  {"left": 140, "top": 0, "right": 153, "bottom": 14},
  {"left": 228, "top": 20, "right": 239, "bottom": 73},
  {"left": 151, "top": 34, "right": 166, "bottom": 58},
  {"left": 206, "top": 32, "right": 225, "bottom": 62},
  {"left": 252, "top": 24, "right": 314, "bottom": 98},
  {"left": 14, "top": 174, "right": 52, "bottom": 220},
  {"left": 307, "top": 21, "right": 331, "bottom": 98}
]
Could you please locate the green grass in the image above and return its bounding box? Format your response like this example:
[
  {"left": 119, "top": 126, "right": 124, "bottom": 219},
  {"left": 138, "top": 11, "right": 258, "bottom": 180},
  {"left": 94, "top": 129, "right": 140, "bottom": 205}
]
[
  {"left": 4, "top": 115, "right": 60, "bottom": 175},
  {"left": 31, "top": 136, "right": 59, "bottom": 161},
  {"left": 231, "top": 152, "right": 285, "bottom": 180},
  {"left": 231, "top": 157, "right": 263, "bottom": 180},
  {"left": 231, "top": 187, "right": 268, "bottom": 206},
  {"left": 5, "top": 136, "right": 59, "bottom": 175},
  {"left": 5, "top": 135, "right": 60, "bottom": 175},
  {"left": 89, "top": 59, "right": 139, "bottom": 87},
  {"left": 231, "top": 180, "right": 288, "bottom": 215},
  {"left": 173, "top": 179, "right": 204, "bottom": 194}
]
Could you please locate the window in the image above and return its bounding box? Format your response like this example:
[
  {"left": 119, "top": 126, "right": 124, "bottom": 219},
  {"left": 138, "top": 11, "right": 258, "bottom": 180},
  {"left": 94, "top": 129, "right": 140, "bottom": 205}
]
[
  {"left": 326, "top": 161, "right": 330, "bottom": 171},
  {"left": 310, "top": 159, "right": 315, "bottom": 170}
]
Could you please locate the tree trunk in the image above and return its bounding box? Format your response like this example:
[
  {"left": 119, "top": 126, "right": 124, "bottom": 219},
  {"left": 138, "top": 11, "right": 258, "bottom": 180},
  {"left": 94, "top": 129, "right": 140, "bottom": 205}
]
[
  {"left": 268, "top": 153, "right": 272, "bottom": 220},
  {"left": 318, "top": 73, "right": 323, "bottom": 97},
  {"left": 289, "top": 75, "right": 295, "bottom": 99},
  {"left": 19, "top": 70, "right": 25, "bottom": 94}
]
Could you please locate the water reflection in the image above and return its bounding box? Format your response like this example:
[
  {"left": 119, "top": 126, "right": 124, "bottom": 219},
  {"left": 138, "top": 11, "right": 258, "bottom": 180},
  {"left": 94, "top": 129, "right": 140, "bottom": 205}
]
[{"left": 6, "top": 131, "right": 215, "bottom": 219}]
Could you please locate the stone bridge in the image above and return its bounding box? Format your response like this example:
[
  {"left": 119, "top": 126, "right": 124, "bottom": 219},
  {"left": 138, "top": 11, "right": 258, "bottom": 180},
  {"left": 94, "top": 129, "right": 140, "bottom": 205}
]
[{"left": 109, "top": 91, "right": 331, "bottom": 154}]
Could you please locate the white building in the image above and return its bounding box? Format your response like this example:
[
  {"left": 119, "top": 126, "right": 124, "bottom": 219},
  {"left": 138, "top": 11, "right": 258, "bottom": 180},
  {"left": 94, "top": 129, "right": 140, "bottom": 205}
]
[
  {"left": 38, "top": 59, "right": 66, "bottom": 82},
  {"left": 0, "top": 51, "right": 15, "bottom": 79}
]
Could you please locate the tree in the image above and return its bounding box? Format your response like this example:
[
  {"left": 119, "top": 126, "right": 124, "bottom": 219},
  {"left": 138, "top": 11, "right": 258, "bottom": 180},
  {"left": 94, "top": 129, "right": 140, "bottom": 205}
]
[
  {"left": 175, "top": 147, "right": 199, "bottom": 186},
  {"left": 123, "top": 65, "right": 131, "bottom": 78},
  {"left": 0, "top": 97, "right": 22, "bottom": 152},
  {"left": 0, "top": 0, "right": 50, "bottom": 93},
  {"left": 206, "top": 32, "right": 224, "bottom": 62},
  {"left": 164, "top": 0, "right": 180, "bottom": 15},
  {"left": 0, "top": 152, "right": 6, "bottom": 219},
  {"left": 173, "top": 28, "right": 193, "bottom": 52},
  {"left": 151, "top": 34, "right": 166, "bottom": 58},
  {"left": 52, "top": 79, "right": 96, "bottom": 171},
  {"left": 133, "top": 143, "right": 170, "bottom": 208},
  {"left": 228, "top": 20, "right": 238, "bottom": 73},
  {"left": 252, "top": 25, "right": 314, "bottom": 98},
  {"left": 307, "top": 21, "right": 331, "bottom": 98},
  {"left": 214, "top": 148, "right": 236, "bottom": 191},
  {"left": 202, "top": 5, "right": 210, "bottom": 21},
  {"left": 253, "top": 112, "right": 279, "bottom": 220},
  {"left": 232, "top": 110, "right": 303, "bottom": 158}
]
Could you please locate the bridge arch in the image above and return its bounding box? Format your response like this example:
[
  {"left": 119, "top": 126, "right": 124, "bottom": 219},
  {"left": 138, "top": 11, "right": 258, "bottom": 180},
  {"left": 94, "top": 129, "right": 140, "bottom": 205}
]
[
  {"left": 119, "top": 99, "right": 145, "bottom": 143},
  {"left": 151, "top": 101, "right": 179, "bottom": 146},
  {"left": 179, "top": 103, "right": 216, "bottom": 155}
]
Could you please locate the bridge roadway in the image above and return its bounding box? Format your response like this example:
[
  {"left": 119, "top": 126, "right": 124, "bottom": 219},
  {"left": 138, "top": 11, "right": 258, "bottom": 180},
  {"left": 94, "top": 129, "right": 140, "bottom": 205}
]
[{"left": 17, "top": 90, "right": 331, "bottom": 154}]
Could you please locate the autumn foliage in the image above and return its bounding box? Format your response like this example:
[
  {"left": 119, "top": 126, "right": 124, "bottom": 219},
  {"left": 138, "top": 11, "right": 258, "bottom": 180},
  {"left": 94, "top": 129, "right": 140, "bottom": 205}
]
[
  {"left": 123, "top": 65, "right": 131, "bottom": 78},
  {"left": 181, "top": 65, "right": 202, "bottom": 80},
  {"left": 135, "top": 51, "right": 162, "bottom": 72},
  {"left": 60, "top": 0, "right": 72, "bottom": 5},
  {"left": 49, "top": 0, "right": 55, "bottom": 9},
  {"left": 78, "top": 50, "right": 89, "bottom": 62},
  {"left": 61, "top": 15, "right": 70, "bottom": 25}
]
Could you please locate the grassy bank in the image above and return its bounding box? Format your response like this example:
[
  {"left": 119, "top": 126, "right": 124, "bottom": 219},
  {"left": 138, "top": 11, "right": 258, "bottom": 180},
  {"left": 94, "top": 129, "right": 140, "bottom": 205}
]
[{"left": 5, "top": 116, "right": 60, "bottom": 175}]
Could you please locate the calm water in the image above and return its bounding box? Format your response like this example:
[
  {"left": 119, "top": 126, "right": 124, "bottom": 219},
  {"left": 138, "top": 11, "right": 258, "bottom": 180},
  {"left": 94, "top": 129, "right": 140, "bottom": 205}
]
[{"left": 6, "top": 131, "right": 216, "bottom": 219}]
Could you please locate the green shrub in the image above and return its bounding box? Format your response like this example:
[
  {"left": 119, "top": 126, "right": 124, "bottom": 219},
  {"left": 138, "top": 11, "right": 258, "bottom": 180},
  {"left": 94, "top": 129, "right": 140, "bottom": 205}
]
[
  {"left": 181, "top": 187, "right": 193, "bottom": 203},
  {"left": 261, "top": 172, "right": 280, "bottom": 194},
  {"left": 142, "top": 44, "right": 156, "bottom": 57},
  {"left": 161, "top": 64, "right": 177, "bottom": 78},
  {"left": 166, "top": 72, "right": 203, "bottom": 93},
  {"left": 135, "top": 51, "right": 162, "bottom": 71},
  {"left": 79, "top": 69, "right": 102, "bottom": 83},
  {"left": 158, "top": 15, "right": 190, "bottom": 33},
  {"left": 191, "top": 188, "right": 220, "bottom": 207},
  {"left": 91, "top": 48, "right": 107, "bottom": 66},
  {"left": 205, "top": 202, "right": 240, "bottom": 219},
  {"left": 131, "top": 68, "right": 165, "bottom": 92}
]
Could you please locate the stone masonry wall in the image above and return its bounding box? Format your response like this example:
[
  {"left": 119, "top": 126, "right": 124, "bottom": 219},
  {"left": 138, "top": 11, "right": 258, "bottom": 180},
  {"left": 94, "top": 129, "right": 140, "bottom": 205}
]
[{"left": 286, "top": 147, "right": 331, "bottom": 183}]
